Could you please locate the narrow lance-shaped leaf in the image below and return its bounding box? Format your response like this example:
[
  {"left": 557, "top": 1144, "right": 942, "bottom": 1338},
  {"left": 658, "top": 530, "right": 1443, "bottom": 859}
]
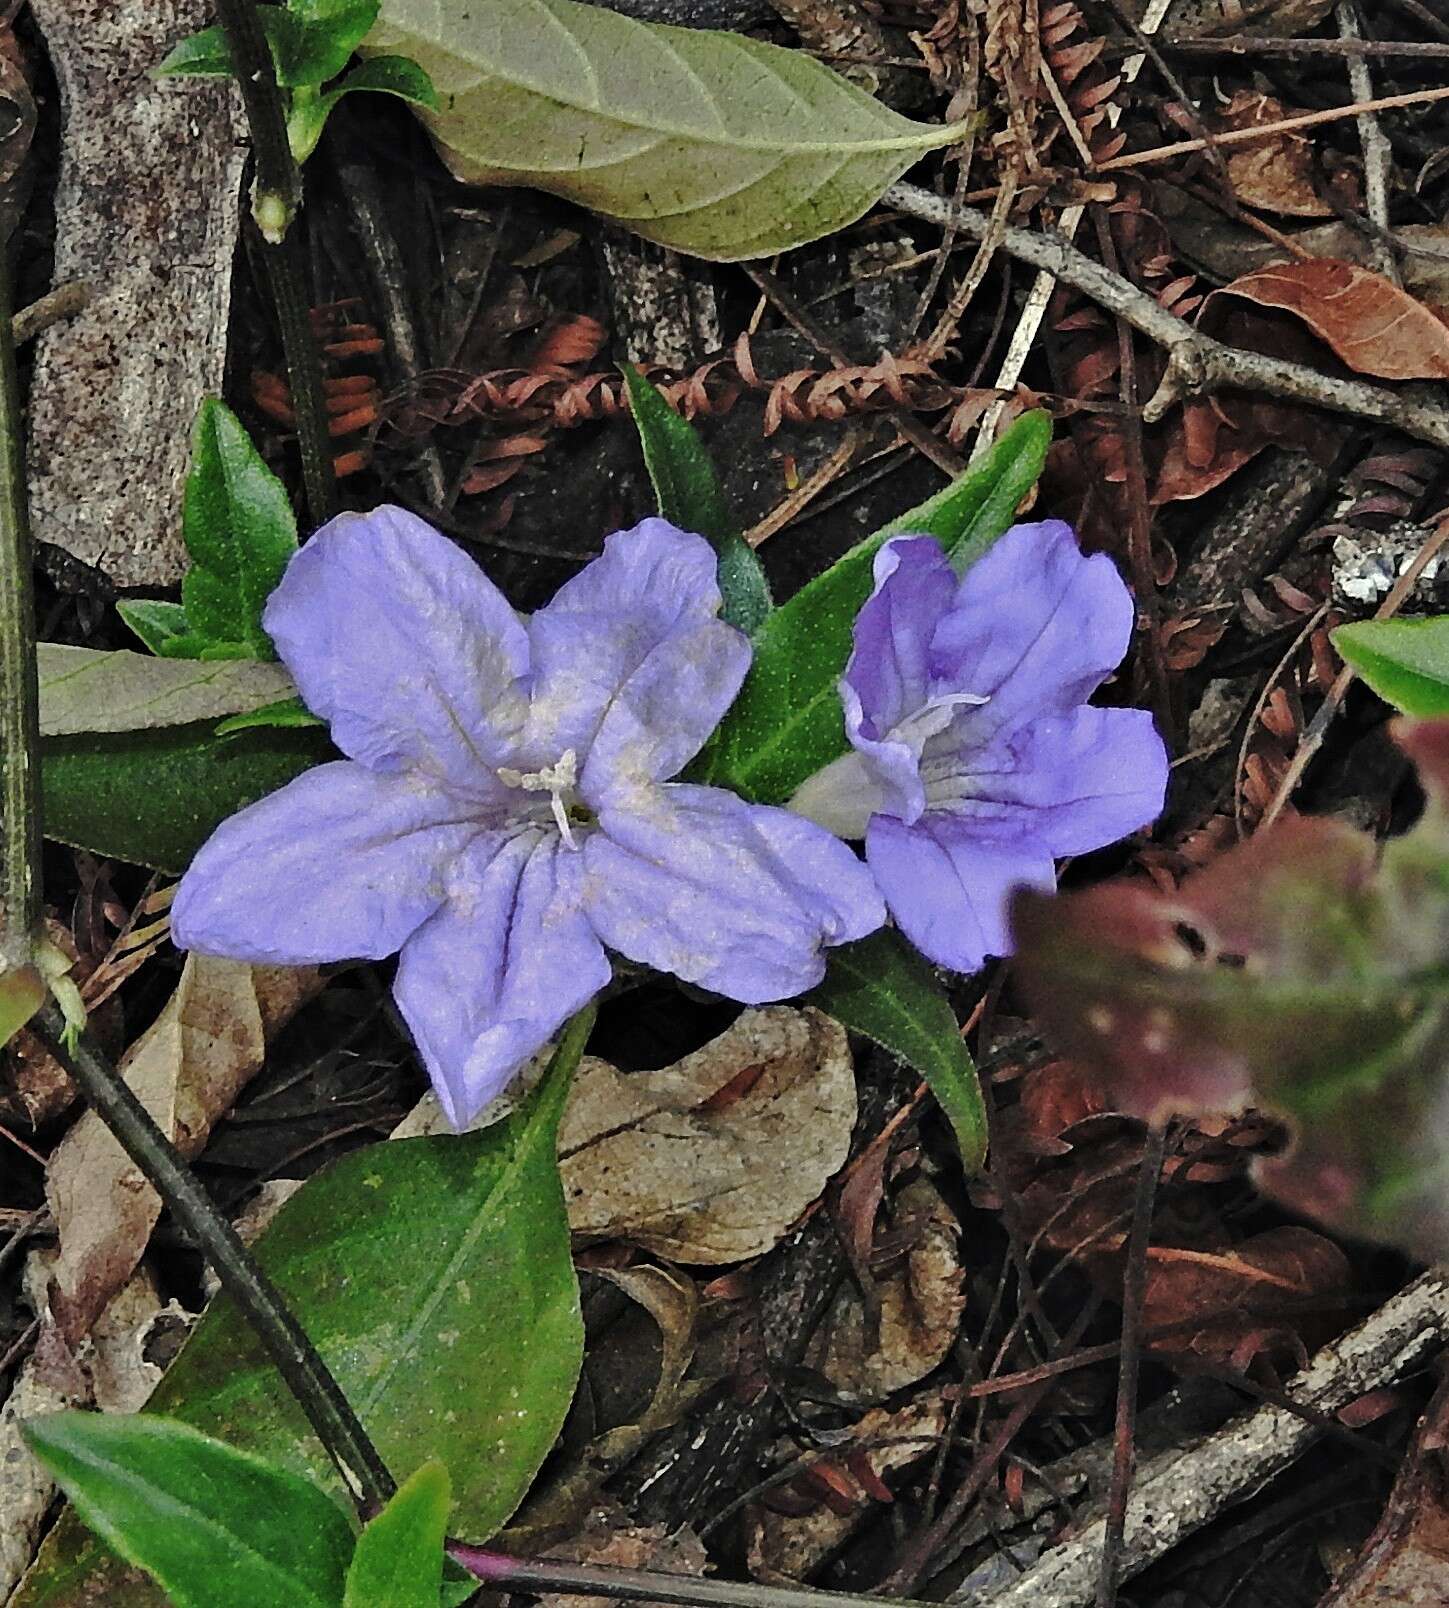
[
  {"left": 1012, "top": 718, "right": 1449, "bottom": 1260},
  {"left": 37, "top": 645, "right": 296, "bottom": 737},
  {"left": 691, "top": 409, "right": 1051, "bottom": 804},
  {"left": 622, "top": 363, "right": 770, "bottom": 636},
  {"left": 42, "top": 721, "right": 332, "bottom": 873},
  {"left": 363, "top": 0, "right": 965, "bottom": 261},
  {"left": 14, "top": 1010, "right": 596, "bottom": 1608},
  {"left": 808, "top": 929, "right": 986, "bottom": 1171},
  {"left": 21, "top": 1414, "right": 355, "bottom": 1608}
]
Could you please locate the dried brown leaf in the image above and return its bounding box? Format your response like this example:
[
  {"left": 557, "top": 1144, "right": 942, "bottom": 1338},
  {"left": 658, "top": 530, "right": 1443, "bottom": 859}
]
[
  {"left": 1217, "top": 92, "right": 1334, "bottom": 219},
  {"left": 1218, "top": 261, "right": 1449, "bottom": 381},
  {"left": 809, "top": 1178, "right": 964, "bottom": 1400},
  {"left": 45, "top": 956, "right": 321, "bottom": 1347},
  {"left": 560, "top": 1007, "right": 856, "bottom": 1263}
]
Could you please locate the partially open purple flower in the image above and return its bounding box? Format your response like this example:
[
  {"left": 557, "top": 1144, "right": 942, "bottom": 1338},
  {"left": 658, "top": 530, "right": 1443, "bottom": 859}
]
[
  {"left": 789, "top": 522, "right": 1168, "bottom": 975},
  {"left": 172, "top": 508, "right": 883, "bottom": 1125}
]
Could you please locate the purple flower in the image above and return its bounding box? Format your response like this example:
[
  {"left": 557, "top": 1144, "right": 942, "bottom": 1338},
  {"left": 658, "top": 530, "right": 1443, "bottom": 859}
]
[
  {"left": 172, "top": 508, "right": 884, "bottom": 1125},
  {"left": 789, "top": 522, "right": 1168, "bottom": 975}
]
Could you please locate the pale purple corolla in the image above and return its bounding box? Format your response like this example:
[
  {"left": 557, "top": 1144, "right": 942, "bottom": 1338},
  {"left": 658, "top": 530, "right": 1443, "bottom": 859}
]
[
  {"left": 171, "top": 508, "right": 884, "bottom": 1126},
  {"left": 789, "top": 522, "right": 1168, "bottom": 975}
]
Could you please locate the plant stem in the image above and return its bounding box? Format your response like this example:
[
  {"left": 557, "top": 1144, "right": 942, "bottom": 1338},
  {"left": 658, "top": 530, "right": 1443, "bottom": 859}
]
[
  {"left": 0, "top": 243, "right": 39, "bottom": 976},
  {"left": 30, "top": 1004, "right": 395, "bottom": 1510},
  {"left": 211, "top": 0, "right": 337, "bottom": 529},
  {"left": 452, "top": 1548, "right": 936, "bottom": 1608}
]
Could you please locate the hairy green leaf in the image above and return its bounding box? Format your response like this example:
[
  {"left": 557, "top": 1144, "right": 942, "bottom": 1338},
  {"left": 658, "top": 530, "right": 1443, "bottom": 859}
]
[
  {"left": 117, "top": 600, "right": 192, "bottom": 657},
  {"left": 1013, "top": 718, "right": 1449, "bottom": 1259},
  {"left": 42, "top": 722, "right": 331, "bottom": 872},
  {"left": 180, "top": 400, "right": 298, "bottom": 659},
  {"left": 344, "top": 1461, "right": 450, "bottom": 1608},
  {"left": 288, "top": 0, "right": 382, "bottom": 82},
  {"left": 289, "top": 56, "right": 438, "bottom": 161},
  {"left": 37, "top": 646, "right": 296, "bottom": 738},
  {"left": 155, "top": 12, "right": 311, "bottom": 85},
  {"left": 15, "top": 1015, "right": 593, "bottom": 1608},
  {"left": 22, "top": 1414, "right": 354, "bottom": 1608},
  {"left": 622, "top": 364, "right": 770, "bottom": 635},
  {"left": 1334, "top": 616, "right": 1449, "bottom": 717},
  {"left": 363, "top": 0, "right": 963, "bottom": 260},
  {"left": 808, "top": 930, "right": 985, "bottom": 1170},
  {"left": 691, "top": 409, "right": 1050, "bottom": 804}
]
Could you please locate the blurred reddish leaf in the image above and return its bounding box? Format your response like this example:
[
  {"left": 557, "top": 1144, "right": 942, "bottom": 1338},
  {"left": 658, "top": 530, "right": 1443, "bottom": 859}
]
[
  {"left": 1218, "top": 261, "right": 1449, "bottom": 381},
  {"left": 1013, "top": 719, "right": 1449, "bottom": 1258}
]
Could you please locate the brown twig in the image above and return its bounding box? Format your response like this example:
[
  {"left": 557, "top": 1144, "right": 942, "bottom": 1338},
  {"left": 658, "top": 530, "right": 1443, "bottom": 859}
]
[
  {"left": 1093, "top": 83, "right": 1449, "bottom": 172},
  {"left": 884, "top": 182, "right": 1449, "bottom": 452}
]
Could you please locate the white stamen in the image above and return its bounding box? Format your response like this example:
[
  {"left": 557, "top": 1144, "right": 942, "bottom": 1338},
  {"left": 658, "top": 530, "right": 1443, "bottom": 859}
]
[{"left": 497, "top": 750, "right": 583, "bottom": 849}]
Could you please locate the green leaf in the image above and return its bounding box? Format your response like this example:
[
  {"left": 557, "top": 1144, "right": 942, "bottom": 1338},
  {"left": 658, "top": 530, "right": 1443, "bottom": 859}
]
[
  {"left": 807, "top": 930, "right": 986, "bottom": 1170},
  {"left": 156, "top": 12, "right": 311, "bottom": 85},
  {"left": 622, "top": 364, "right": 770, "bottom": 635},
  {"left": 154, "top": 24, "right": 237, "bottom": 78},
  {"left": 692, "top": 409, "right": 1050, "bottom": 804},
  {"left": 180, "top": 400, "right": 298, "bottom": 660},
  {"left": 287, "top": 0, "right": 382, "bottom": 82},
  {"left": 42, "top": 721, "right": 331, "bottom": 872},
  {"left": 344, "top": 1461, "right": 450, "bottom": 1608},
  {"left": 117, "top": 600, "right": 192, "bottom": 657},
  {"left": 0, "top": 964, "right": 45, "bottom": 1049},
  {"left": 21, "top": 1414, "right": 354, "bottom": 1608},
  {"left": 289, "top": 57, "right": 438, "bottom": 162},
  {"left": 215, "top": 696, "right": 327, "bottom": 737},
  {"left": 363, "top": 0, "right": 963, "bottom": 261},
  {"left": 1333, "top": 616, "right": 1449, "bottom": 717},
  {"left": 1012, "top": 718, "right": 1449, "bottom": 1260},
  {"left": 38, "top": 645, "right": 297, "bottom": 737},
  {"left": 15, "top": 1014, "right": 594, "bottom": 1608}
]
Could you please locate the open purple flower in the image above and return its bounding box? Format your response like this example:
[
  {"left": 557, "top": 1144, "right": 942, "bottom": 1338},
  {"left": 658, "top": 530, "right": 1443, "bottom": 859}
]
[
  {"left": 789, "top": 522, "right": 1168, "bottom": 975},
  {"left": 172, "top": 508, "right": 883, "bottom": 1125}
]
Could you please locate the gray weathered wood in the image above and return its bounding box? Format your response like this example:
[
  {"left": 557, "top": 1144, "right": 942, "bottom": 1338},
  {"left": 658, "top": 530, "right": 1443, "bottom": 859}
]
[{"left": 27, "top": 0, "right": 245, "bottom": 586}]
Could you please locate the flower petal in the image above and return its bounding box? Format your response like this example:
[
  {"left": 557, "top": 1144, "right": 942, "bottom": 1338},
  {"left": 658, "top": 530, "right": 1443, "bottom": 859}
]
[
  {"left": 172, "top": 761, "right": 480, "bottom": 965},
  {"left": 393, "top": 829, "right": 610, "bottom": 1127},
  {"left": 264, "top": 505, "right": 530, "bottom": 794},
  {"left": 521, "top": 519, "right": 728, "bottom": 765},
  {"left": 846, "top": 536, "right": 958, "bottom": 740},
  {"left": 836, "top": 537, "right": 960, "bottom": 821},
  {"left": 787, "top": 748, "right": 895, "bottom": 841},
  {"left": 581, "top": 618, "right": 751, "bottom": 800},
  {"left": 582, "top": 783, "right": 884, "bottom": 1002},
  {"left": 922, "top": 707, "right": 1169, "bottom": 856},
  {"left": 928, "top": 520, "right": 1135, "bottom": 741},
  {"left": 865, "top": 813, "right": 1055, "bottom": 974}
]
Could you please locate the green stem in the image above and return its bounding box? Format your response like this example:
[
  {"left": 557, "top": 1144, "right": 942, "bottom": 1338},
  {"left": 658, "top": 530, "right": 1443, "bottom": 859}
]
[
  {"left": 0, "top": 243, "right": 39, "bottom": 975},
  {"left": 31, "top": 1005, "right": 395, "bottom": 1510},
  {"left": 211, "top": 0, "right": 337, "bottom": 529}
]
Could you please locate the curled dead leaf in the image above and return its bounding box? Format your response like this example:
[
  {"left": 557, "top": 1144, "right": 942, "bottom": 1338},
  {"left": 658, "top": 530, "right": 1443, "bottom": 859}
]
[
  {"left": 561, "top": 1008, "right": 856, "bottom": 1263},
  {"left": 1216, "top": 92, "right": 1335, "bottom": 219},
  {"left": 1217, "top": 261, "right": 1449, "bottom": 381},
  {"left": 45, "top": 956, "right": 321, "bottom": 1347},
  {"left": 809, "top": 1178, "right": 964, "bottom": 1401}
]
